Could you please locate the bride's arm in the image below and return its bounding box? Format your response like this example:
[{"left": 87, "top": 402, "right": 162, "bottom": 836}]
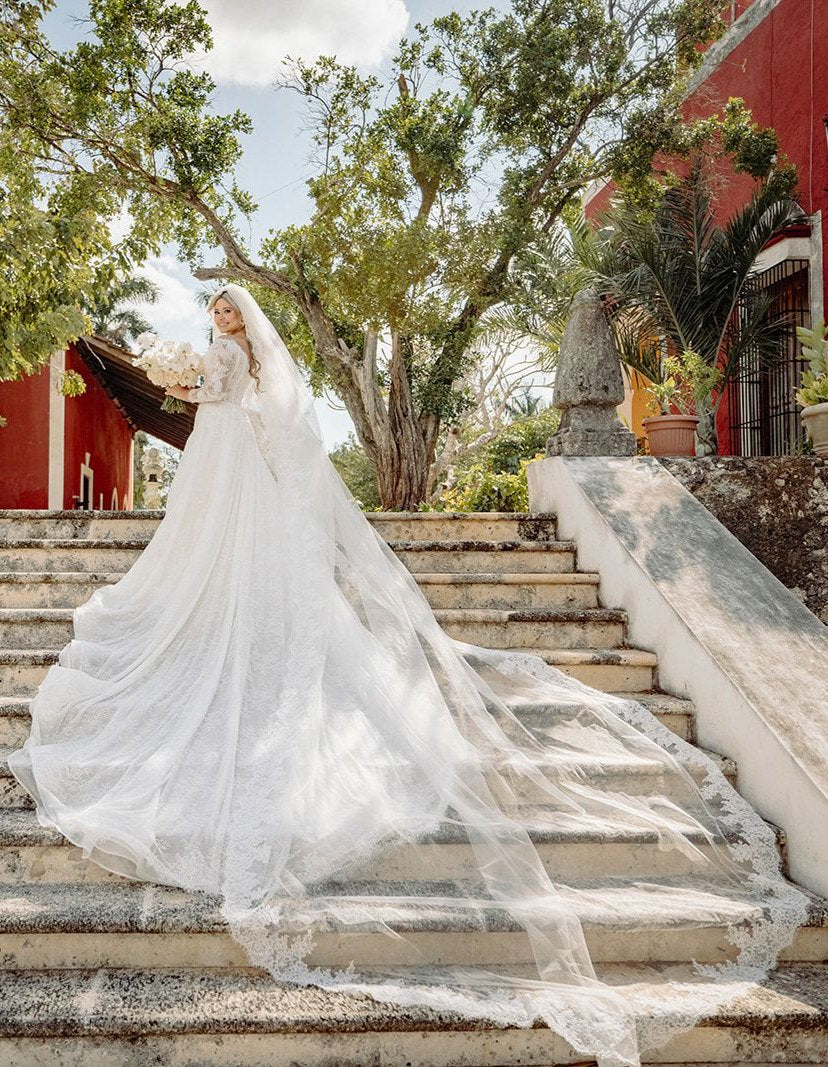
[{"left": 168, "top": 338, "right": 236, "bottom": 404}]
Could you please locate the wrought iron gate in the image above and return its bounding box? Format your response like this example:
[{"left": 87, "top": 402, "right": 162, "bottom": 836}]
[{"left": 727, "top": 258, "right": 811, "bottom": 456}]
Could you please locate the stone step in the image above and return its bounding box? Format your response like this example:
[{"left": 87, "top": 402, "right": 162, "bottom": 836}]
[
  {"left": 0, "top": 510, "right": 164, "bottom": 542},
  {"left": 389, "top": 540, "right": 578, "bottom": 574},
  {"left": 466, "top": 646, "right": 659, "bottom": 692},
  {"left": 0, "top": 879, "right": 822, "bottom": 969},
  {"left": 0, "top": 540, "right": 146, "bottom": 573},
  {"left": 0, "top": 650, "right": 59, "bottom": 696},
  {"left": 0, "top": 569, "right": 604, "bottom": 612},
  {"left": 0, "top": 510, "right": 559, "bottom": 544},
  {"left": 416, "top": 571, "right": 601, "bottom": 610},
  {"left": 490, "top": 746, "right": 737, "bottom": 801},
  {"left": 510, "top": 691, "right": 696, "bottom": 742},
  {"left": 0, "top": 646, "right": 658, "bottom": 697},
  {"left": 0, "top": 743, "right": 732, "bottom": 812},
  {"left": 0, "top": 607, "right": 627, "bottom": 652},
  {"left": 433, "top": 607, "right": 626, "bottom": 649},
  {"left": 0, "top": 538, "right": 581, "bottom": 576},
  {"left": 0, "top": 963, "right": 825, "bottom": 1066},
  {"left": 0, "top": 609, "right": 74, "bottom": 650},
  {"left": 0, "top": 690, "right": 696, "bottom": 753},
  {"left": 0, "top": 571, "right": 123, "bottom": 608},
  {"left": 368, "top": 511, "right": 559, "bottom": 542},
  {"left": 0, "top": 806, "right": 770, "bottom": 886}
]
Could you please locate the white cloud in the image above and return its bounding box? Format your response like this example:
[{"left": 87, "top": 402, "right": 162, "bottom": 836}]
[
  {"left": 130, "top": 257, "right": 209, "bottom": 351},
  {"left": 107, "top": 207, "right": 133, "bottom": 245},
  {"left": 194, "top": 0, "right": 409, "bottom": 88}
]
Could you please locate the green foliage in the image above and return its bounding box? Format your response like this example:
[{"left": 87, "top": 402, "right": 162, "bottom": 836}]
[
  {"left": 0, "top": 164, "right": 97, "bottom": 381},
  {"left": 435, "top": 407, "right": 558, "bottom": 512},
  {"left": 328, "top": 433, "right": 382, "bottom": 510},
  {"left": 797, "top": 320, "right": 828, "bottom": 374},
  {"left": 439, "top": 455, "right": 537, "bottom": 513},
  {"left": 613, "top": 97, "right": 797, "bottom": 213},
  {"left": 0, "top": 0, "right": 252, "bottom": 382},
  {"left": 484, "top": 407, "right": 559, "bottom": 473},
  {"left": 264, "top": 0, "right": 727, "bottom": 418},
  {"left": 88, "top": 274, "right": 160, "bottom": 348},
  {"left": 57, "top": 369, "right": 86, "bottom": 397},
  {"left": 795, "top": 321, "right": 828, "bottom": 408},
  {"left": 643, "top": 350, "right": 722, "bottom": 415}
]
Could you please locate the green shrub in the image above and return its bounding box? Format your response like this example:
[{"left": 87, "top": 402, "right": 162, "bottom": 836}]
[
  {"left": 431, "top": 408, "right": 558, "bottom": 512},
  {"left": 328, "top": 433, "right": 382, "bottom": 510},
  {"left": 439, "top": 455, "right": 544, "bottom": 512},
  {"left": 483, "top": 409, "right": 559, "bottom": 474}
]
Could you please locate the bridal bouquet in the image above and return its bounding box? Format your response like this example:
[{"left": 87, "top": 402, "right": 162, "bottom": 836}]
[{"left": 132, "top": 333, "right": 205, "bottom": 413}]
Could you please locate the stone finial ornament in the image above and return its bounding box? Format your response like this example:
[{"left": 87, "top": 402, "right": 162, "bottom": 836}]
[
  {"left": 546, "top": 287, "right": 637, "bottom": 457},
  {"left": 141, "top": 446, "right": 164, "bottom": 509}
]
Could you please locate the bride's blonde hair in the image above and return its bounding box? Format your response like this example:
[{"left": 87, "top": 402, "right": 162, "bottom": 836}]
[{"left": 207, "top": 288, "right": 262, "bottom": 389}]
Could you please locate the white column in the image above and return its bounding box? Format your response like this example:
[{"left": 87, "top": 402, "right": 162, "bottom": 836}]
[
  {"left": 47, "top": 350, "right": 66, "bottom": 510},
  {"left": 810, "top": 210, "right": 824, "bottom": 326},
  {"left": 126, "top": 434, "right": 135, "bottom": 510}
]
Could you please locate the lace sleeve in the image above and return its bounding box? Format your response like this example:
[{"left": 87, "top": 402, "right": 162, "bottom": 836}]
[{"left": 189, "top": 337, "right": 237, "bottom": 403}]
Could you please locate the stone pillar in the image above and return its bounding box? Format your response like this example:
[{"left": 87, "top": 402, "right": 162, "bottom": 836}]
[{"left": 546, "top": 288, "right": 637, "bottom": 457}]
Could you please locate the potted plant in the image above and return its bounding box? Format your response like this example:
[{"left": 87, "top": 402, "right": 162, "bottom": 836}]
[
  {"left": 640, "top": 350, "right": 721, "bottom": 457},
  {"left": 795, "top": 321, "right": 828, "bottom": 454}
]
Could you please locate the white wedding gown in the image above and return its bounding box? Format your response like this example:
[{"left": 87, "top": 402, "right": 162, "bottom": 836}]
[{"left": 8, "top": 308, "right": 809, "bottom": 1067}]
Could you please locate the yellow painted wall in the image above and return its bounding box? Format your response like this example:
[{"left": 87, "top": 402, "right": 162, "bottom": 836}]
[{"left": 620, "top": 368, "right": 654, "bottom": 445}]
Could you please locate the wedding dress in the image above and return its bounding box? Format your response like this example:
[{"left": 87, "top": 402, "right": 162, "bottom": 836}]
[{"left": 7, "top": 284, "right": 808, "bottom": 1067}]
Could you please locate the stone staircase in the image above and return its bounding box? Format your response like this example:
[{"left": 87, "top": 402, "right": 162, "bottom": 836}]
[{"left": 0, "top": 508, "right": 825, "bottom": 1066}]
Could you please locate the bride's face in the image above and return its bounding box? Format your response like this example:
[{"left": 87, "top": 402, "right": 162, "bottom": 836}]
[{"left": 211, "top": 297, "right": 244, "bottom": 334}]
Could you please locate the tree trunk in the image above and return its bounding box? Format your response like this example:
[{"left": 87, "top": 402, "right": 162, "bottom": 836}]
[
  {"left": 373, "top": 441, "right": 432, "bottom": 509},
  {"left": 371, "top": 332, "right": 434, "bottom": 509}
]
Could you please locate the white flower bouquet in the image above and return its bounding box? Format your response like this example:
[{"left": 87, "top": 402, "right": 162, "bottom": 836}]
[{"left": 132, "top": 333, "right": 205, "bottom": 413}]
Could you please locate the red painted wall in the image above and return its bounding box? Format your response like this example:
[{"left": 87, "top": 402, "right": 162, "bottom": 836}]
[
  {"left": 63, "top": 346, "right": 134, "bottom": 510},
  {"left": 0, "top": 365, "right": 50, "bottom": 509}
]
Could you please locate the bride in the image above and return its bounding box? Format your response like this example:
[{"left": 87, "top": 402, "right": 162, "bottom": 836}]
[{"left": 7, "top": 283, "right": 807, "bottom": 1067}]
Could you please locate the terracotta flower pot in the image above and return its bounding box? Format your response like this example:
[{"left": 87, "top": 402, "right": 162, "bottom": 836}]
[
  {"left": 641, "top": 414, "right": 699, "bottom": 457},
  {"left": 801, "top": 402, "right": 828, "bottom": 455}
]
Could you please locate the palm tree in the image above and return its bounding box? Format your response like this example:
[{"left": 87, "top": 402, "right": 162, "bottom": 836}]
[
  {"left": 505, "top": 387, "right": 547, "bottom": 420},
  {"left": 587, "top": 158, "right": 806, "bottom": 454},
  {"left": 88, "top": 275, "right": 160, "bottom": 348}
]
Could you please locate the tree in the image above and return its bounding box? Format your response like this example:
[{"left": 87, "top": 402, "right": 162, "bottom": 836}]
[
  {"left": 428, "top": 332, "right": 552, "bottom": 499},
  {"left": 587, "top": 155, "right": 805, "bottom": 453},
  {"left": 88, "top": 274, "right": 161, "bottom": 348},
  {"left": 1, "top": 0, "right": 728, "bottom": 505}
]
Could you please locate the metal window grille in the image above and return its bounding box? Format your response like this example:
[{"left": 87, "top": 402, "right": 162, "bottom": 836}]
[{"left": 727, "top": 259, "right": 811, "bottom": 456}]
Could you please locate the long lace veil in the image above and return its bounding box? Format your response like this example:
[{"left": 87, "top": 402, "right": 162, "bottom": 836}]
[{"left": 206, "top": 284, "right": 807, "bottom": 1067}]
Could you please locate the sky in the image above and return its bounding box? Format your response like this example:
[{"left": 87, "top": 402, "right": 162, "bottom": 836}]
[{"left": 45, "top": 0, "right": 511, "bottom": 449}]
